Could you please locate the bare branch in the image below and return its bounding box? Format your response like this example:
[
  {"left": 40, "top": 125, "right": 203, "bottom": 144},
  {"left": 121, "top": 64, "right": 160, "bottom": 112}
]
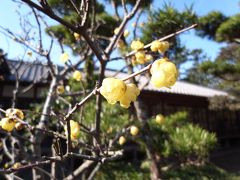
[
  {"left": 20, "top": 0, "right": 106, "bottom": 62},
  {"left": 121, "top": 0, "right": 128, "bottom": 15},
  {"left": 105, "top": 0, "right": 143, "bottom": 55},
  {"left": 68, "top": 0, "right": 81, "bottom": 15}
]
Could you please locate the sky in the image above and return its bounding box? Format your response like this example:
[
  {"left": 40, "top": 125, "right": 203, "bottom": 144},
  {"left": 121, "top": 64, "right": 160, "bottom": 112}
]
[{"left": 0, "top": 0, "right": 239, "bottom": 70}]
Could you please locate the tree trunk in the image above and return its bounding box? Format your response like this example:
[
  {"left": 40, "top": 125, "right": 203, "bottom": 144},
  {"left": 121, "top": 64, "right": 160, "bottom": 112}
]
[
  {"left": 134, "top": 100, "right": 161, "bottom": 180},
  {"left": 31, "top": 77, "right": 57, "bottom": 180}
]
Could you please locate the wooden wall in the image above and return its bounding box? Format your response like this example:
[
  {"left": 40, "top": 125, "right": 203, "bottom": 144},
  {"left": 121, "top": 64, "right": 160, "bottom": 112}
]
[{"left": 140, "top": 90, "right": 240, "bottom": 141}]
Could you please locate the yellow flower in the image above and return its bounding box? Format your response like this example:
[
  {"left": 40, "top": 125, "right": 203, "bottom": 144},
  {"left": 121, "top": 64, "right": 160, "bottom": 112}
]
[
  {"left": 60, "top": 52, "right": 69, "bottom": 63},
  {"left": 156, "top": 114, "right": 164, "bottom": 124},
  {"left": 158, "top": 41, "right": 170, "bottom": 54},
  {"left": 73, "top": 32, "right": 81, "bottom": 40},
  {"left": 123, "top": 30, "right": 130, "bottom": 38},
  {"left": 72, "top": 70, "right": 82, "bottom": 81},
  {"left": 6, "top": 108, "right": 24, "bottom": 120},
  {"left": 150, "top": 40, "right": 162, "bottom": 52},
  {"left": 56, "top": 85, "right": 65, "bottom": 94},
  {"left": 130, "top": 126, "right": 139, "bottom": 136},
  {"left": 131, "top": 40, "right": 144, "bottom": 51},
  {"left": 150, "top": 71, "right": 166, "bottom": 88},
  {"left": 0, "top": 118, "right": 16, "bottom": 132},
  {"left": 119, "top": 83, "right": 140, "bottom": 108},
  {"left": 100, "top": 78, "right": 126, "bottom": 105},
  {"left": 150, "top": 41, "right": 170, "bottom": 53},
  {"left": 150, "top": 58, "right": 178, "bottom": 88},
  {"left": 150, "top": 58, "right": 168, "bottom": 74},
  {"left": 100, "top": 79, "right": 140, "bottom": 108},
  {"left": 119, "top": 136, "right": 126, "bottom": 145}
]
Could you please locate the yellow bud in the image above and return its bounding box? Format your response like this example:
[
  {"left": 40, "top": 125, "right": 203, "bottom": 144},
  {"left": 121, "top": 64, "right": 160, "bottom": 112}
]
[
  {"left": 130, "top": 126, "right": 139, "bottom": 136},
  {"left": 107, "top": 127, "right": 113, "bottom": 134},
  {"left": 65, "top": 120, "right": 81, "bottom": 140},
  {"left": 56, "top": 85, "right": 65, "bottom": 94},
  {"left": 114, "top": 27, "right": 120, "bottom": 35},
  {"left": 27, "top": 51, "right": 32, "bottom": 57},
  {"left": 131, "top": 40, "right": 144, "bottom": 51},
  {"left": 117, "top": 39, "right": 125, "bottom": 49},
  {"left": 73, "top": 32, "right": 81, "bottom": 40},
  {"left": 0, "top": 118, "right": 16, "bottom": 132},
  {"left": 60, "top": 52, "right": 69, "bottom": 63},
  {"left": 156, "top": 114, "right": 164, "bottom": 124},
  {"left": 72, "top": 70, "right": 82, "bottom": 81},
  {"left": 119, "top": 136, "right": 126, "bottom": 145},
  {"left": 131, "top": 56, "right": 137, "bottom": 66},
  {"left": 145, "top": 54, "right": 153, "bottom": 62},
  {"left": 123, "top": 30, "right": 130, "bottom": 38},
  {"left": 12, "top": 162, "right": 21, "bottom": 169},
  {"left": 135, "top": 51, "right": 145, "bottom": 64},
  {"left": 4, "top": 163, "right": 9, "bottom": 169},
  {"left": 132, "top": 22, "right": 137, "bottom": 27}
]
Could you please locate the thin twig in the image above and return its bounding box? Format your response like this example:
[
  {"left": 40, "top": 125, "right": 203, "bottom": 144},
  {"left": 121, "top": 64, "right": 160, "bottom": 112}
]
[{"left": 113, "top": 24, "right": 198, "bottom": 60}]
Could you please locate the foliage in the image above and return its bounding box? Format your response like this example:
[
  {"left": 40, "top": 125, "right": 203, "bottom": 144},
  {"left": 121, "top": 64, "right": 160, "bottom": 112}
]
[
  {"left": 162, "top": 163, "right": 240, "bottom": 180},
  {"left": 0, "top": 0, "right": 234, "bottom": 179},
  {"left": 200, "top": 44, "right": 240, "bottom": 96},
  {"left": 194, "top": 10, "right": 240, "bottom": 110},
  {"left": 142, "top": 4, "right": 196, "bottom": 42},
  {"left": 183, "top": 49, "right": 217, "bottom": 86},
  {"left": 96, "top": 162, "right": 240, "bottom": 180},
  {"left": 48, "top": 0, "right": 104, "bottom": 16},
  {"left": 170, "top": 124, "right": 216, "bottom": 160},
  {"left": 95, "top": 112, "right": 219, "bottom": 179},
  {"left": 216, "top": 14, "right": 240, "bottom": 42},
  {"left": 141, "top": 4, "right": 197, "bottom": 68},
  {"left": 104, "top": 0, "right": 152, "bottom": 8},
  {"left": 96, "top": 162, "right": 150, "bottom": 180},
  {"left": 197, "top": 11, "right": 228, "bottom": 40},
  {"left": 46, "top": 1, "right": 119, "bottom": 50},
  {"left": 147, "top": 112, "right": 217, "bottom": 162},
  {"left": 209, "top": 95, "right": 240, "bottom": 110}
]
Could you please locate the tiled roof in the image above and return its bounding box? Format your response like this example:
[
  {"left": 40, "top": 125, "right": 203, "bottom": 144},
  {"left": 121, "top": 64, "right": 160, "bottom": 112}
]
[
  {"left": 3, "top": 60, "right": 228, "bottom": 97},
  {"left": 5, "top": 60, "right": 50, "bottom": 83}
]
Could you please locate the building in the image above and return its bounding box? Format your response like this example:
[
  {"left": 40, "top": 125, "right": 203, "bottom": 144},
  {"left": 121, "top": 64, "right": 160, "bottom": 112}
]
[{"left": 1, "top": 58, "right": 240, "bottom": 142}]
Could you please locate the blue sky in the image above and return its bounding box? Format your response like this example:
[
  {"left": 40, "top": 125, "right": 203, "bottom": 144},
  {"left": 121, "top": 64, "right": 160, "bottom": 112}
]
[{"left": 0, "top": 0, "right": 239, "bottom": 70}]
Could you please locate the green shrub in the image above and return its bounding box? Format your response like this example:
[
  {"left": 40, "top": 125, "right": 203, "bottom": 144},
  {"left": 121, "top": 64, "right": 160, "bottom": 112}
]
[{"left": 147, "top": 111, "right": 217, "bottom": 163}]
